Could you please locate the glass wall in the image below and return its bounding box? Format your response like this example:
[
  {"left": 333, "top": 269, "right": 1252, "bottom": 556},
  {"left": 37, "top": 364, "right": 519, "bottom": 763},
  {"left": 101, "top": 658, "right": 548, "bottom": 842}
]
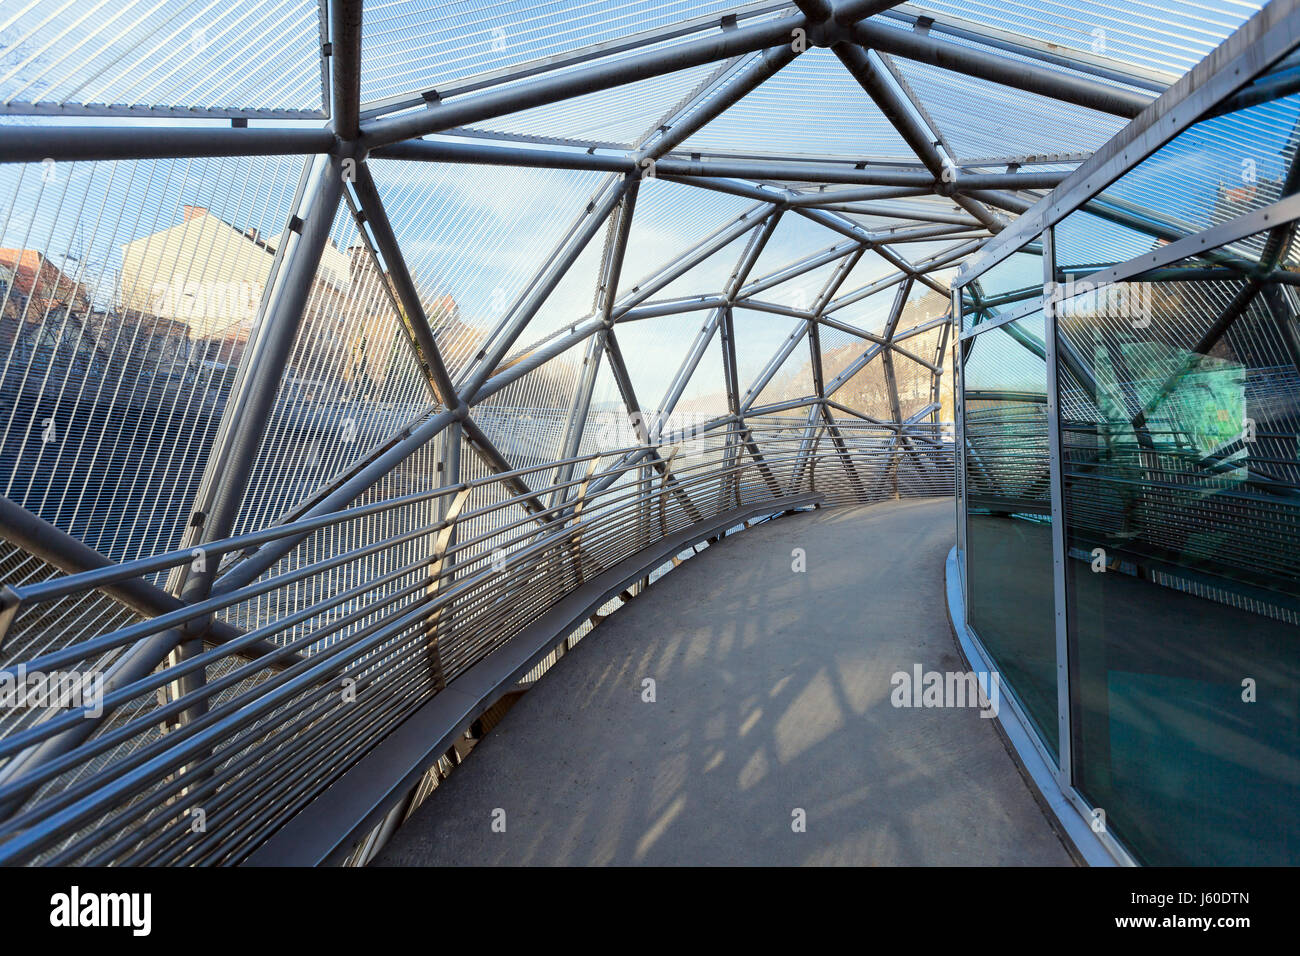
[
  {"left": 1056, "top": 258, "right": 1300, "bottom": 865},
  {"left": 956, "top": 41, "right": 1300, "bottom": 863},
  {"left": 960, "top": 241, "right": 1045, "bottom": 330},
  {"left": 962, "top": 311, "right": 1059, "bottom": 755}
]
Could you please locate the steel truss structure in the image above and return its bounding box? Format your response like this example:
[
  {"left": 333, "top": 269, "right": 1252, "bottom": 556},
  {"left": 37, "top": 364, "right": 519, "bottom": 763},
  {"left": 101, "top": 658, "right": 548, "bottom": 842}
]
[{"left": 0, "top": 0, "right": 1280, "bottom": 864}]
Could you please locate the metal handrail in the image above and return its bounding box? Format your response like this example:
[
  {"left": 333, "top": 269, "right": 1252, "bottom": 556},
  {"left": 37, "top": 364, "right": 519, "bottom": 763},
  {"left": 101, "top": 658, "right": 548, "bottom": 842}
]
[{"left": 0, "top": 416, "right": 955, "bottom": 865}]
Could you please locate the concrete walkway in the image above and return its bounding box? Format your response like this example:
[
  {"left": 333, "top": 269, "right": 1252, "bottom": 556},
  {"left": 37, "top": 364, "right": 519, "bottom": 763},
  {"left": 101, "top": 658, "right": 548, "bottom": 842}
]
[{"left": 374, "top": 499, "right": 1074, "bottom": 866}]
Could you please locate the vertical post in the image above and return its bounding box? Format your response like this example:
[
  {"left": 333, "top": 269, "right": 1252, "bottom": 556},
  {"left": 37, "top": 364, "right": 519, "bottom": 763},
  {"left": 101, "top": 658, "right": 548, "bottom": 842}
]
[
  {"left": 550, "top": 331, "right": 606, "bottom": 508},
  {"left": 1042, "top": 226, "right": 1072, "bottom": 781},
  {"left": 953, "top": 285, "right": 968, "bottom": 601},
  {"left": 881, "top": 276, "right": 911, "bottom": 498},
  {"left": 819, "top": 403, "right": 866, "bottom": 498},
  {"left": 329, "top": 0, "right": 364, "bottom": 140},
  {"left": 722, "top": 210, "right": 781, "bottom": 507},
  {"left": 424, "top": 425, "right": 464, "bottom": 690},
  {"left": 553, "top": 179, "right": 638, "bottom": 503},
  {"left": 719, "top": 305, "right": 744, "bottom": 508},
  {"left": 787, "top": 401, "right": 821, "bottom": 493},
  {"left": 930, "top": 318, "right": 951, "bottom": 424},
  {"left": 567, "top": 457, "right": 602, "bottom": 584}
]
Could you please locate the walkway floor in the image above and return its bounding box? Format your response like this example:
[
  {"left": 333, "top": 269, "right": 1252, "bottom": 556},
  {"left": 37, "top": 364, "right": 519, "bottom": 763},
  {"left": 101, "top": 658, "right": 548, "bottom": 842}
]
[{"left": 374, "top": 498, "right": 1075, "bottom": 866}]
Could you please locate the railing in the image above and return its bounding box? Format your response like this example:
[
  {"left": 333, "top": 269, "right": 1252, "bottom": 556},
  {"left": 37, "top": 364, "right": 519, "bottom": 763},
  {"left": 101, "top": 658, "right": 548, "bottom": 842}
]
[{"left": 0, "top": 416, "right": 954, "bottom": 866}]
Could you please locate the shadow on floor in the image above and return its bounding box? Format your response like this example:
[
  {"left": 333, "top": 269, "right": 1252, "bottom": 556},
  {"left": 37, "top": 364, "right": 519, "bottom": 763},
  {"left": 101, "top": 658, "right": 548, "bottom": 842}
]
[{"left": 374, "top": 498, "right": 1074, "bottom": 866}]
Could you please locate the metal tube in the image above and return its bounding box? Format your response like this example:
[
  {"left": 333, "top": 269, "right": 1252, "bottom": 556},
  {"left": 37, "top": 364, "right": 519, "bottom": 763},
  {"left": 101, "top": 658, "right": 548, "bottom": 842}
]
[
  {"left": 787, "top": 185, "right": 933, "bottom": 205},
  {"left": 361, "top": 13, "right": 809, "bottom": 148},
  {"left": 469, "top": 317, "right": 605, "bottom": 405},
  {"left": 738, "top": 242, "right": 856, "bottom": 299},
  {"left": 460, "top": 178, "right": 627, "bottom": 401},
  {"left": 0, "top": 497, "right": 278, "bottom": 663},
  {"left": 741, "top": 321, "right": 809, "bottom": 411},
  {"left": 369, "top": 137, "right": 635, "bottom": 173},
  {"left": 851, "top": 21, "right": 1150, "bottom": 118},
  {"left": 641, "top": 44, "right": 800, "bottom": 161},
  {"left": 656, "top": 156, "right": 934, "bottom": 186},
  {"left": 0, "top": 126, "right": 336, "bottom": 164},
  {"left": 330, "top": 0, "right": 365, "bottom": 139},
  {"left": 350, "top": 161, "right": 460, "bottom": 405}
]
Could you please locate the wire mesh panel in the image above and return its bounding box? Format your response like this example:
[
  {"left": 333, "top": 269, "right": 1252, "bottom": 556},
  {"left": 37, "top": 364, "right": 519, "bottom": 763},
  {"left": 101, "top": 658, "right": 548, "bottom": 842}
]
[
  {"left": 367, "top": 158, "right": 609, "bottom": 380},
  {"left": 0, "top": 154, "right": 307, "bottom": 564},
  {"left": 0, "top": 0, "right": 326, "bottom": 116}
]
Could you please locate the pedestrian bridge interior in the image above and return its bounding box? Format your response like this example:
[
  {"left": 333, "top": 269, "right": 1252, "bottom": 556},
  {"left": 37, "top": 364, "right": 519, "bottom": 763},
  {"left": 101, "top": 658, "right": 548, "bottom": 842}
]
[{"left": 0, "top": 0, "right": 1296, "bottom": 867}]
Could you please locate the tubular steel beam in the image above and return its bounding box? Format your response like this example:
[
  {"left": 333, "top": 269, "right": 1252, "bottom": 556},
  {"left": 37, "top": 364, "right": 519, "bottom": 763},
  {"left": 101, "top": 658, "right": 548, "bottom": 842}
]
[
  {"left": 350, "top": 160, "right": 459, "bottom": 405},
  {"left": 659, "top": 174, "right": 789, "bottom": 204},
  {"left": 831, "top": 42, "right": 1009, "bottom": 234},
  {"left": 655, "top": 309, "right": 723, "bottom": 435},
  {"left": 551, "top": 332, "right": 608, "bottom": 505},
  {"left": 821, "top": 201, "right": 980, "bottom": 227},
  {"left": 787, "top": 185, "right": 934, "bottom": 206},
  {"left": 619, "top": 296, "right": 729, "bottom": 322},
  {"left": 612, "top": 204, "right": 769, "bottom": 318},
  {"left": 0, "top": 496, "right": 279, "bottom": 665},
  {"left": 330, "top": 0, "right": 365, "bottom": 140},
  {"left": 460, "top": 415, "right": 553, "bottom": 522},
  {"left": 356, "top": 1, "right": 797, "bottom": 121},
  {"left": 741, "top": 320, "right": 809, "bottom": 412},
  {"left": 727, "top": 208, "right": 783, "bottom": 300},
  {"left": 172, "top": 153, "right": 348, "bottom": 718},
  {"left": 953, "top": 172, "right": 1069, "bottom": 193},
  {"left": 361, "top": 13, "right": 810, "bottom": 149},
  {"left": 737, "top": 242, "right": 857, "bottom": 299},
  {"left": 360, "top": 0, "right": 906, "bottom": 148},
  {"left": 369, "top": 137, "right": 636, "bottom": 173},
  {"left": 461, "top": 176, "right": 629, "bottom": 401},
  {"left": 963, "top": 189, "right": 1034, "bottom": 215},
  {"left": 600, "top": 181, "right": 641, "bottom": 325},
  {"left": 721, "top": 306, "right": 743, "bottom": 416},
  {"left": 641, "top": 45, "right": 800, "bottom": 162},
  {"left": 658, "top": 157, "right": 934, "bottom": 187},
  {"left": 602, "top": 329, "right": 654, "bottom": 445},
  {"left": 0, "top": 126, "right": 337, "bottom": 164},
  {"left": 824, "top": 342, "right": 885, "bottom": 398},
  {"left": 850, "top": 20, "right": 1151, "bottom": 118},
  {"left": 469, "top": 316, "right": 606, "bottom": 405},
  {"left": 735, "top": 298, "right": 814, "bottom": 320},
  {"left": 593, "top": 329, "right": 703, "bottom": 521}
]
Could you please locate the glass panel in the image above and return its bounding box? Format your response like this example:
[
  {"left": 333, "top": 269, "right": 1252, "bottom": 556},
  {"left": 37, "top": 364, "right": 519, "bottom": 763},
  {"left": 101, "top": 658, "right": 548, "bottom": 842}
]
[
  {"left": 1055, "top": 58, "right": 1300, "bottom": 276},
  {"left": 961, "top": 239, "right": 1044, "bottom": 329},
  {"left": 962, "top": 311, "right": 1059, "bottom": 755},
  {"left": 1056, "top": 230, "right": 1300, "bottom": 864}
]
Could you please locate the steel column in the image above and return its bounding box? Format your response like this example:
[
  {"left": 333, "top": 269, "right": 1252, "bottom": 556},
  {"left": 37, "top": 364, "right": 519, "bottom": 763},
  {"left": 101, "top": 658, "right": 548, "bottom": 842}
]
[{"left": 1042, "top": 227, "right": 1072, "bottom": 779}]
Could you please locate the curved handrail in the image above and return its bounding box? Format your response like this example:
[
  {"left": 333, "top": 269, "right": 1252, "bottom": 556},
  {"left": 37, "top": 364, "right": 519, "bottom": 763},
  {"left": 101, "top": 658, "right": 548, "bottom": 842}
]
[{"left": 0, "top": 417, "right": 954, "bottom": 865}]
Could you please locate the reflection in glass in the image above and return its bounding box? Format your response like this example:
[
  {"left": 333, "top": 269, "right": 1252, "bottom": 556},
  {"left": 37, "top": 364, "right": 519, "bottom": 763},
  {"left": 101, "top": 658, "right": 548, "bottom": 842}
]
[
  {"left": 1057, "top": 263, "right": 1300, "bottom": 865},
  {"left": 963, "top": 312, "right": 1059, "bottom": 754}
]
